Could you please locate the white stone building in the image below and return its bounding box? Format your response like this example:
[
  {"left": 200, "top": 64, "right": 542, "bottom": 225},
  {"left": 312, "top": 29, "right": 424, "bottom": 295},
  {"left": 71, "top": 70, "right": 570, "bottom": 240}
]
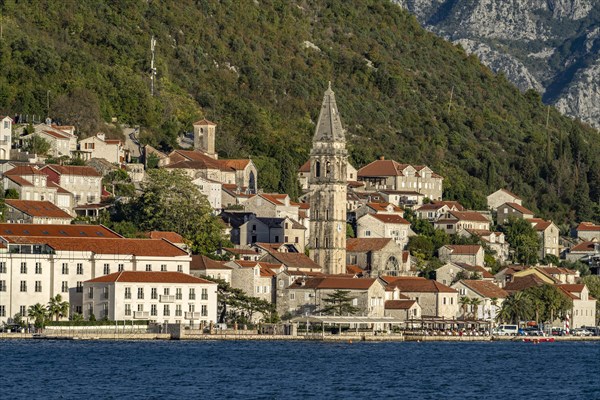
[
  {"left": 78, "top": 133, "right": 125, "bottom": 164},
  {"left": 83, "top": 271, "right": 218, "bottom": 324},
  {"left": 4, "top": 199, "right": 73, "bottom": 224},
  {"left": 356, "top": 213, "right": 413, "bottom": 248},
  {"left": 486, "top": 189, "right": 522, "bottom": 211},
  {"left": 40, "top": 164, "right": 102, "bottom": 206},
  {"left": 0, "top": 116, "right": 13, "bottom": 160},
  {"left": 192, "top": 176, "right": 222, "bottom": 211},
  {"left": 438, "top": 245, "right": 485, "bottom": 268}
]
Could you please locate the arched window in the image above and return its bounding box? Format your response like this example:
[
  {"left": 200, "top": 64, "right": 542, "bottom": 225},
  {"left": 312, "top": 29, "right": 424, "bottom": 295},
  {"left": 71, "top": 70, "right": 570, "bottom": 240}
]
[
  {"left": 315, "top": 161, "right": 321, "bottom": 178},
  {"left": 385, "top": 256, "right": 400, "bottom": 276},
  {"left": 249, "top": 171, "right": 256, "bottom": 194},
  {"left": 326, "top": 161, "right": 332, "bottom": 176}
]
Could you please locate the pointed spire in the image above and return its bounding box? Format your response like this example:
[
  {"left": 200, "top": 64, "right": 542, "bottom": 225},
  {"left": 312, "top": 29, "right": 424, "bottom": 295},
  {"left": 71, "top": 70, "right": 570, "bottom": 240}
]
[{"left": 313, "top": 83, "right": 345, "bottom": 142}]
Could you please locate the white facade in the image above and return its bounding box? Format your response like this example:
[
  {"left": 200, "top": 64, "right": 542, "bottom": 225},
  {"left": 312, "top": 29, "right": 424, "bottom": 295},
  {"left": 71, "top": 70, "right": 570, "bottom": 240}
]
[
  {"left": 192, "top": 176, "right": 222, "bottom": 210},
  {"left": 83, "top": 271, "right": 218, "bottom": 324},
  {"left": 0, "top": 116, "right": 12, "bottom": 160},
  {"left": 78, "top": 133, "right": 125, "bottom": 164}
]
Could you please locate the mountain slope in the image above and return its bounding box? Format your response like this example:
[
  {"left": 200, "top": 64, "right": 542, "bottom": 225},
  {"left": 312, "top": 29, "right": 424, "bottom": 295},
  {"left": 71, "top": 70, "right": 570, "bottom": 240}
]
[{"left": 0, "top": 0, "right": 599, "bottom": 224}]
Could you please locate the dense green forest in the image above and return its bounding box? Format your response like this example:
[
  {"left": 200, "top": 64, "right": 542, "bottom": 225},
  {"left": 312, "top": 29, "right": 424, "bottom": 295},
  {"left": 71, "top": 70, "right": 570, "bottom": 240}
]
[{"left": 0, "top": 0, "right": 599, "bottom": 225}]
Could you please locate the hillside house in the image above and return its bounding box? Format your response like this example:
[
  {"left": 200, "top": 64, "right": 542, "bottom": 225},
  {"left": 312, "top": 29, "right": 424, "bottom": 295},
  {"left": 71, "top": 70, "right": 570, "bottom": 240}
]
[
  {"left": 41, "top": 164, "right": 102, "bottom": 206},
  {"left": 382, "top": 277, "right": 458, "bottom": 319},
  {"left": 0, "top": 116, "right": 12, "bottom": 160},
  {"left": 346, "top": 238, "right": 411, "bottom": 277},
  {"left": 451, "top": 280, "right": 508, "bottom": 321},
  {"left": 356, "top": 213, "right": 413, "bottom": 248},
  {"left": 435, "top": 262, "right": 494, "bottom": 286},
  {"left": 4, "top": 199, "right": 73, "bottom": 224},
  {"left": 496, "top": 202, "right": 535, "bottom": 225},
  {"left": 487, "top": 189, "right": 522, "bottom": 211},
  {"left": 78, "top": 133, "right": 125, "bottom": 164},
  {"left": 528, "top": 218, "right": 560, "bottom": 259},
  {"left": 438, "top": 245, "right": 485, "bottom": 267}
]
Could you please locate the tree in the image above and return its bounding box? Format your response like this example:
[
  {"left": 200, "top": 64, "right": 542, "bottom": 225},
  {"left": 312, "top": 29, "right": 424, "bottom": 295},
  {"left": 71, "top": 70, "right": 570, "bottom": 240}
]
[
  {"left": 459, "top": 296, "right": 470, "bottom": 320},
  {"left": 522, "top": 284, "right": 572, "bottom": 324},
  {"left": 470, "top": 298, "right": 482, "bottom": 320},
  {"left": 321, "top": 290, "right": 359, "bottom": 316},
  {"left": 500, "top": 218, "right": 541, "bottom": 265},
  {"left": 128, "top": 169, "right": 230, "bottom": 255},
  {"left": 51, "top": 88, "right": 102, "bottom": 137},
  {"left": 23, "top": 135, "right": 51, "bottom": 155},
  {"left": 407, "top": 235, "right": 434, "bottom": 259},
  {"left": 497, "top": 291, "right": 533, "bottom": 324},
  {"left": 4, "top": 188, "right": 18, "bottom": 199},
  {"left": 103, "top": 169, "right": 135, "bottom": 197},
  {"left": 27, "top": 303, "right": 48, "bottom": 329},
  {"left": 47, "top": 294, "right": 70, "bottom": 321}
]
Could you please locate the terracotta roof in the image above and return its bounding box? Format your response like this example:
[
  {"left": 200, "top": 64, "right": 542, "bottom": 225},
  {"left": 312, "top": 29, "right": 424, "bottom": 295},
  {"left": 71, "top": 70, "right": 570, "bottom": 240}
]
[
  {"left": 504, "top": 275, "right": 547, "bottom": 292},
  {"left": 367, "top": 213, "right": 410, "bottom": 225},
  {"left": 86, "top": 271, "right": 212, "bottom": 284},
  {"left": 385, "top": 300, "right": 417, "bottom": 310},
  {"left": 5, "top": 236, "right": 187, "bottom": 257},
  {"left": 0, "top": 223, "right": 120, "bottom": 237},
  {"left": 190, "top": 255, "right": 231, "bottom": 270},
  {"left": 501, "top": 202, "right": 534, "bottom": 215},
  {"left": 232, "top": 260, "right": 279, "bottom": 277},
  {"left": 387, "top": 278, "right": 457, "bottom": 293},
  {"left": 466, "top": 229, "right": 494, "bottom": 237},
  {"left": 432, "top": 200, "right": 465, "bottom": 211},
  {"left": 298, "top": 161, "right": 310, "bottom": 173},
  {"left": 441, "top": 245, "right": 483, "bottom": 255},
  {"left": 4, "top": 165, "right": 46, "bottom": 176},
  {"left": 576, "top": 222, "right": 600, "bottom": 232},
  {"left": 47, "top": 181, "right": 72, "bottom": 194},
  {"left": 557, "top": 284, "right": 585, "bottom": 293},
  {"left": 358, "top": 160, "right": 409, "bottom": 177},
  {"left": 459, "top": 280, "right": 508, "bottom": 298},
  {"left": 193, "top": 119, "right": 216, "bottom": 126},
  {"left": 258, "top": 193, "right": 289, "bottom": 206},
  {"left": 379, "top": 190, "right": 423, "bottom": 196},
  {"left": 346, "top": 238, "right": 393, "bottom": 252},
  {"left": 570, "top": 241, "right": 599, "bottom": 253},
  {"left": 288, "top": 277, "right": 378, "bottom": 290},
  {"left": 527, "top": 218, "right": 553, "bottom": 231},
  {"left": 41, "top": 130, "right": 71, "bottom": 139},
  {"left": 5, "top": 200, "right": 72, "bottom": 219},
  {"left": 219, "top": 159, "right": 251, "bottom": 170},
  {"left": 346, "top": 265, "right": 364, "bottom": 274},
  {"left": 148, "top": 231, "right": 185, "bottom": 243},
  {"left": 454, "top": 263, "right": 494, "bottom": 279},
  {"left": 5, "top": 175, "right": 33, "bottom": 187},
  {"left": 367, "top": 202, "right": 403, "bottom": 213},
  {"left": 42, "top": 165, "right": 102, "bottom": 177},
  {"left": 264, "top": 251, "right": 322, "bottom": 271},
  {"left": 447, "top": 210, "right": 490, "bottom": 222},
  {"left": 416, "top": 203, "right": 447, "bottom": 211},
  {"left": 557, "top": 286, "right": 579, "bottom": 300}
]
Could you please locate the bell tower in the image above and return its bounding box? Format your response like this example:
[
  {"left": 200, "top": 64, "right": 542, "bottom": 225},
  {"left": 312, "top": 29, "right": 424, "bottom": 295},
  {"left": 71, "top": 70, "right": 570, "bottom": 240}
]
[
  {"left": 193, "top": 119, "right": 217, "bottom": 159},
  {"left": 308, "top": 83, "right": 347, "bottom": 275}
]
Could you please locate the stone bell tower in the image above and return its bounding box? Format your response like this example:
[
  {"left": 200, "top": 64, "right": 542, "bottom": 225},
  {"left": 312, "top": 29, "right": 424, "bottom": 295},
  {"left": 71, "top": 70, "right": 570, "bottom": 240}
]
[{"left": 308, "top": 83, "right": 348, "bottom": 275}]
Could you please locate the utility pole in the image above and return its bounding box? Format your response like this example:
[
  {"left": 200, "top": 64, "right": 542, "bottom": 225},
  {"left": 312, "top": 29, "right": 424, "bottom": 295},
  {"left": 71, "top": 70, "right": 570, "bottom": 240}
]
[{"left": 150, "top": 36, "right": 157, "bottom": 96}]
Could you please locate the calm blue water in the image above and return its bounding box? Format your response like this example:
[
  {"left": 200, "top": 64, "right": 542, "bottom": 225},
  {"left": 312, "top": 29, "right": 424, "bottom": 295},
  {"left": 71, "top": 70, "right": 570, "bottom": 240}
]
[{"left": 0, "top": 340, "right": 599, "bottom": 399}]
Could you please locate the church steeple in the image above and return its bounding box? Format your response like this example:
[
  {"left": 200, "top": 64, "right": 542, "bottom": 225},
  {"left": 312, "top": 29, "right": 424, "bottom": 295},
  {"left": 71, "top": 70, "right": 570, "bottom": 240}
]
[{"left": 308, "top": 84, "right": 348, "bottom": 275}]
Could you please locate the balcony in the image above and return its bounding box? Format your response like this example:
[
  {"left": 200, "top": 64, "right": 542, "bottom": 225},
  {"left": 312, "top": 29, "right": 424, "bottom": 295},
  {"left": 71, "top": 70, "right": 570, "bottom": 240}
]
[
  {"left": 133, "top": 311, "right": 150, "bottom": 319},
  {"left": 160, "top": 295, "right": 175, "bottom": 303},
  {"left": 185, "top": 312, "right": 201, "bottom": 320}
]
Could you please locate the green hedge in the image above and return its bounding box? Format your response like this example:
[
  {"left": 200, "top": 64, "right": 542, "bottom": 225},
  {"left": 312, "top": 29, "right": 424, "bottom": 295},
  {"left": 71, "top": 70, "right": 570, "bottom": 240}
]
[{"left": 46, "top": 320, "right": 149, "bottom": 327}]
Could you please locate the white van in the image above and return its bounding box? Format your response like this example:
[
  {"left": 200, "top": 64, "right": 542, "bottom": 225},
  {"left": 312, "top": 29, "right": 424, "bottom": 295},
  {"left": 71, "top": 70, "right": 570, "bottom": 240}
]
[{"left": 493, "top": 324, "right": 519, "bottom": 336}]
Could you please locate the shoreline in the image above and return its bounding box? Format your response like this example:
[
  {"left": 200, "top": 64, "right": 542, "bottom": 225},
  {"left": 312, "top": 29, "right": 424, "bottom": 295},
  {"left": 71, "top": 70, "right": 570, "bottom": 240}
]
[{"left": 2, "top": 332, "right": 599, "bottom": 342}]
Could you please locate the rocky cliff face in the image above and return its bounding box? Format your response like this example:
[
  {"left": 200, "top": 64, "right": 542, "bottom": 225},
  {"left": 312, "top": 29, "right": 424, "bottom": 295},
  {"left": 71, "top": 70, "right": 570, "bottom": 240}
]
[{"left": 394, "top": 0, "right": 600, "bottom": 128}]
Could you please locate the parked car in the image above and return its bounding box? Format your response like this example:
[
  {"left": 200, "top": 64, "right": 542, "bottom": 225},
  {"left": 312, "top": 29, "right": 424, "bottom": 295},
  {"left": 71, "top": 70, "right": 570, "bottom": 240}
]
[
  {"left": 551, "top": 327, "right": 565, "bottom": 336},
  {"left": 523, "top": 327, "right": 545, "bottom": 336},
  {"left": 580, "top": 326, "right": 600, "bottom": 336},
  {"left": 493, "top": 324, "right": 519, "bottom": 336},
  {"left": 572, "top": 328, "right": 593, "bottom": 337}
]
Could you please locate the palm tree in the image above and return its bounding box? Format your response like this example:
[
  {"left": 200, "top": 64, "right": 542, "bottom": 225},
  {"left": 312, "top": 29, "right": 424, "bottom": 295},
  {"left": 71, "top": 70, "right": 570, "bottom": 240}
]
[
  {"left": 496, "top": 292, "right": 532, "bottom": 324},
  {"left": 28, "top": 303, "right": 48, "bottom": 330},
  {"left": 469, "top": 298, "right": 482, "bottom": 320},
  {"left": 47, "top": 294, "right": 70, "bottom": 321},
  {"left": 459, "top": 296, "right": 470, "bottom": 320}
]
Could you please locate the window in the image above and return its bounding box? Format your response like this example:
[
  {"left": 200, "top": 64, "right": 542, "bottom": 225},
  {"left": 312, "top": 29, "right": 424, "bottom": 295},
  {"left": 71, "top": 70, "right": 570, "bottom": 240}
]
[
  {"left": 151, "top": 288, "right": 158, "bottom": 300},
  {"left": 60, "top": 281, "right": 68, "bottom": 293},
  {"left": 289, "top": 293, "right": 295, "bottom": 300},
  {"left": 443, "top": 297, "right": 447, "bottom": 305},
  {"left": 175, "top": 288, "right": 182, "bottom": 300},
  {"left": 0, "top": 280, "right": 5, "bottom": 292},
  {"left": 175, "top": 304, "right": 182, "bottom": 317},
  {"left": 256, "top": 286, "right": 261, "bottom": 294},
  {"left": 75, "top": 306, "right": 82, "bottom": 314},
  {"left": 201, "top": 288, "right": 208, "bottom": 300},
  {"left": 103, "top": 264, "right": 110, "bottom": 275},
  {"left": 201, "top": 305, "right": 208, "bottom": 316},
  {"left": 0, "top": 305, "right": 5, "bottom": 317},
  {"left": 118, "top": 264, "right": 124, "bottom": 272},
  {"left": 125, "top": 287, "right": 131, "bottom": 299},
  {"left": 365, "top": 230, "right": 371, "bottom": 237},
  {"left": 450, "top": 298, "right": 454, "bottom": 305},
  {"left": 76, "top": 282, "right": 83, "bottom": 293},
  {"left": 137, "top": 288, "right": 144, "bottom": 299},
  {"left": 137, "top": 304, "right": 143, "bottom": 312},
  {"left": 0, "top": 262, "right": 5, "bottom": 273},
  {"left": 177, "top": 265, "right": 183, "bottom": 273},
  {"left": 145, "top": 264, "right": 152, "bottom": 272},
  {"left": 102, "top": 303, "right": 109, "bottom": 318},
  {"left": 275, "top": 235, "right": 279, "bottom": 242},
  {"left": 77, "top": 263, "right": 83, "bottom": 275},
  {"left": 279, "top": 280, "right": 284, "bottom": 288},
  {"left": 62, "top": 263, "right": 69, "bottom": 275},
  {"left": 103, "top": 287, "right": 109, "bottom": 299},
  {"left": 124, "top": 304, "right": 131, "bottom": 316},
  {"left": 20, "top": 262, "right": 27, "bottom": 274},
  {"left": 20, "top": 305, "right": 26, "bottom": 316},
  {"left": 295, "top": 236, "right": 299, "bottom": 243},
  {"left": 20, "top": 281, "right": 27, "bottom": 292},
  {"left": 189, "top": 288, "right": 196, "bottom": 300},
  {"left": 163, "top": 288, "right": 170, "bottom": 296},
  {"left": 161, "top": 264, "right": 167, "bottom": 272},
  {"left": 188, "top": 304, "right": 195, "bottom": 313},
  {"left": 151, "top": 305, "right": 157, "bottom": 316},
  {"left": 163, "top": 305, "right": 170, "bottom": 316},
  {"left": 88, "top": 287, "right": 93, "bottom": 299},
  {"left": 35, "top": 263, "right": 42, "bottom": 274}
]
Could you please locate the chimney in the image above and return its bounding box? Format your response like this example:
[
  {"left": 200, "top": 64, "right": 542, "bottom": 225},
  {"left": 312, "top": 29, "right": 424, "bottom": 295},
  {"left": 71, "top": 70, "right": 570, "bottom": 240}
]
[{"left": 379, "top": 155, "right": 385, "bottom": 160}]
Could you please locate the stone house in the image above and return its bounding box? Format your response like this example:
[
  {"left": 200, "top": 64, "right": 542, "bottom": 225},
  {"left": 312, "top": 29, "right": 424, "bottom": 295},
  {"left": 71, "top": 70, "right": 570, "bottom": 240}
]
[
  {"left": 221, "top": 184, "right": 253, "bottom": 208},
  {"left": 496, "top": 202, "right": 535, "bottom": 225},
  {"left": 414, "top": 203, "right": 451, "bottom": 222},
  {"left": 354, "top": 201, "right": 404, "bottom": 220},
  {"left": 0, "top": 116, "right": 12, "bottom": 160},
  {"left": 83, "top": 271, "right": 218, "bottom": 325},
  {"left": 356, "top": 213, "right": 413, "bottom": 248},
  {"left": 557, "top": 284, "right": 596, "bottom": 329},
  {"left": 40, "top": 164, "right": 102, "bottom": 206},
  {"left": 383, "top": 277, "right": 459, "bottom": 319},
  {"left": 565, "top": 241, "right": 600, "bottom": 263},
  {"left": 227, "top": 260, "right": 279, "bottom": 306},
  {"left": 78, "top": 133, "right": 125, "bottom": 164},
  {"left": 384, "top": 296, "right": 421, "bottom": 321},
  {"left": 346, "top": 238, "right": 410, "bottom": 277},
  {"left": 528, "top": 218, "right": 560, "bottom": 259},
  {"left": 435, "top": 262, "right": 494, "bottom": 286},
  {"left": 238, "top": 216, "right": 307, "bottom": 253},
  {"left": 465, "top": 229, "right": 509, "bottom": 263},
  {"left": 31, "top": 124, "right": 77, "bottom": 157},
  {"left": 258, "top": 250, "right": 322, "bottom": 274},
  {"left": 4, "top": 199, "right": 73, "bottom": 224},
  {"left": 357, "top": 157, "right": 443, "bottom": 200},
  {"left": 192, "top": 176, "right": 222, "bottom": 211},
  {"left": 434, "top": 210, "right": 491, "bottom": 235},
  {"left": 487, "top": 189, "right": 522, "bottom": 211},
  {"left": 378, "top": 190, "right": 425, "bottom": 209},
  {"left": 451, "top": 280, "right": 508, "bottom": 321},
  {"left": 438, "top": 245, "right": 485, "bottom": 267},
  {"left": 243, "top": 193, "right": 299, "bottom": 220},
  {"left": 575, "top": 222, "right": 600, "bottom": 241},
  {"left": 279, "top": 276, "right": 387, "bottom": 318}
]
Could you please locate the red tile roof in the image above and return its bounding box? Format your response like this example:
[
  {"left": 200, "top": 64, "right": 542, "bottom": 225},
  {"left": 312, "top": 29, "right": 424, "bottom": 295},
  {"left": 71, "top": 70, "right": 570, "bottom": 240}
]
[
  {"left": 502, "top": 202, "right": 534, "bottom": 215},
  {"left": 5, "top": 199, "right": 72, "bottom": 219},
  {"left": 458, "top": 280, "right": 508, "bottom": 298},
  {"left": 504, "top": 275, "right": 547, "bottom": 292},
  {"left": 432, "top": 200, "right": 465, "bottom": 211},
  {"left": 288, "top": 277, "right": 378, "bottom": 290},
  {"left": 557, "top": 284, "right": 585, "bottom": 293},
  {"left": 358, "top": 160, "right": 409, "bottom": 177},
  {"left": 387, "top": 278, "right": 457, "bottom": 293},
  {"left": 367, "top": 213, "right": 410, "bottom": 224},
  {"left": 5, "top": 175, "right": 33, "bottom": 187},
  {"left": 219, "top": 159, "right": 251, "bottom": 170},
  {"left": 298, "top": 161, "right": 310, "bottom": 173},
  {"left": 346, "top": 264, "right": 364, "bottom": 275},
  {"left": 448, "top": 210, "right": 490, "bottom": 222},
  {"left": 442, "top": 245, "right": 483, "bottom": 255},
  {"left": 576, "top": 222, "right": 600, "bottom": 231},
  {"left": 367, "top": 202, "right": 403, "bottom": 213},
  {"left": 385, "top": 299, "right": 417, "bottom": 310},
  {"left": 41, "top": 130, "right": 71, "bottom": 139},
  {"left": 5, "top": 236, "right": 187, "bottom": 256},
  {"left": 0, "top": 223, "right": 120, "bottom": 237},
  {"left": 86, "top": 271, "right": 213, "bottom": 284},
  {"left": 527, "top": 218, "right": 553, "bottom": 231},
  {"left": 193, "top": 119, "right": 216, "bottom": 126},
  {"left": 570, "top": 241, "right": 598, "bottom": 252},
  {"left": 190, "top": 255, "right": 231, "bottom": 270},
  {"left": 47, "top": 181, "right": 72, "bottom": 194},
  {"left": 42, "top": 164, "right": 102, "bottom": 177},
  {"left": 453, "top": 263, "right": 494, "bottom": 279},
  {"left": 4, "top": 165, "right": 46, "bottom": 176},
  {"left": 263, "top": 251, "right": 322, "bottom": 271},
  {"left": 148, "top": 231, "right": 185, "bottom": 243},
  {"left": 346, "top": 238, "right": 393, "bottom": 252}
]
